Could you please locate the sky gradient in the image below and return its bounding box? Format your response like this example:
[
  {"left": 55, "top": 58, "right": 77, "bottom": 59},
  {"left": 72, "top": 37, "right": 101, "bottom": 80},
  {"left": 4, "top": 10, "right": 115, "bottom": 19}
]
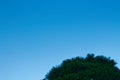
[{"left": 0, "top": 0, "right": 120, "bottom": 80}]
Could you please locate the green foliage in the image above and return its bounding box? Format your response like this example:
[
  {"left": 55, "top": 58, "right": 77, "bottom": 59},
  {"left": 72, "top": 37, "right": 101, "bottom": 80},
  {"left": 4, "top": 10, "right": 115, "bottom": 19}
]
[{"left": 43, "top": 54, "right": 120, "bottom": 80}]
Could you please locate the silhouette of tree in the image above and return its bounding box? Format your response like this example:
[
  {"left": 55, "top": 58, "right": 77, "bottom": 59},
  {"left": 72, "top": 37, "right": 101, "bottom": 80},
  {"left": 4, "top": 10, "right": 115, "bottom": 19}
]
[{"left": 43, "top": 54, "right": 120, "bottom": 80}]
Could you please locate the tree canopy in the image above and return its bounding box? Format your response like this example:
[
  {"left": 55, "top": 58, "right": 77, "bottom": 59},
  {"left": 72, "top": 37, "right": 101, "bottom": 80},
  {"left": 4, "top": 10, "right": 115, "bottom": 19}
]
[{"left": 43, "top": 54, "right": 120, "bottom": 80}]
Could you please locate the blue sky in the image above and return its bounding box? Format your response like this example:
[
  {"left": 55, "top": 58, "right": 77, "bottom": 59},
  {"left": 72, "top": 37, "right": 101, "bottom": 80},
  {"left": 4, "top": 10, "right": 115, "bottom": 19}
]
[{"left": 0, "top": 0, "right": 120, "bottom": 80}]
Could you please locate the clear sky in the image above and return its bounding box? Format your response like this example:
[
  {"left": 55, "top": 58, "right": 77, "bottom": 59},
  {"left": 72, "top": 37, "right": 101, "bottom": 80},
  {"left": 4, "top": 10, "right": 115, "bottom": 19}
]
[{"left": 0, "top": 0, "right": 120, "bottom": 80}]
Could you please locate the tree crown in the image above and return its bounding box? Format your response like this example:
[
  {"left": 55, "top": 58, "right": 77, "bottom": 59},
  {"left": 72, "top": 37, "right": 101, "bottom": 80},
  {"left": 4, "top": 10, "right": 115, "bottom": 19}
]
[{"left": 43, "top": 54, "right": 120, "bottom": 80}]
